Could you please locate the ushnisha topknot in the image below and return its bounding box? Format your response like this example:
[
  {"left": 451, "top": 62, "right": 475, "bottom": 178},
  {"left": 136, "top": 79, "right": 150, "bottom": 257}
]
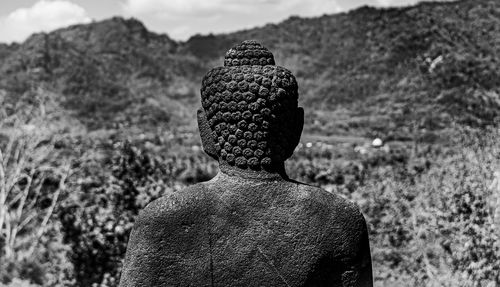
[
  {"left": 201, "top": 40, "right": 298, "bottom": 171},
  {"left": 224, "top": 40, "right": 275, "bottom": 67}
]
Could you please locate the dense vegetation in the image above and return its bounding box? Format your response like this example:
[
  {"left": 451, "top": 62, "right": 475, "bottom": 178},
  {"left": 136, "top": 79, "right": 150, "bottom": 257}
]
[{"left": 1, "top": 0, "right": 500, "bottom": 286}]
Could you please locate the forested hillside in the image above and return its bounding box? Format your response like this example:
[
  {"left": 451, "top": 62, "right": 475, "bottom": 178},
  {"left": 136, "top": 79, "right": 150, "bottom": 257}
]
[
  {"left": 1, "top": 0, "right": 499, "bottom": 136},
  {"left": 1, "top": 0, "right": 500, "bottom": 286}
]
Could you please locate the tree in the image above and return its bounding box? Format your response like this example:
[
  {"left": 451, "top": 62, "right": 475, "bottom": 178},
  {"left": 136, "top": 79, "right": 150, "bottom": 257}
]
[{"left": 0, "top": 88, "right": 74, "bottom": 285}]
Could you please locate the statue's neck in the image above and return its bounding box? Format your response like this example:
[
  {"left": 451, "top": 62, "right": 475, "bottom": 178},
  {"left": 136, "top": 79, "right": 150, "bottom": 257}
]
[{"left": 218, "top": 162, "right": 289, "bottom": 181}]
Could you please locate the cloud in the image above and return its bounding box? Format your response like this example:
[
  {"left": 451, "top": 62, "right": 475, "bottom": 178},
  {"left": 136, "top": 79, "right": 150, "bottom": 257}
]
[
  {"left": 122, "top": 0, "right": 342, "bottom": 40},
  {"left": 289, "top": 0, "right": 343, "bottom": 17},
  {"left": 123, "top": 0, "right": 223, "bottom": 18},
  {"left": 375, "top": 0, "right": 393, "bottom": 6},
  {"left": 123, "top": 0, "right": 341, "bottom": 18},
  {"left": 373, "top": 0, "right": 455, "bottom": 7},
  {"left": 0, "top": 0, "right": 91, "bottom": 43}
]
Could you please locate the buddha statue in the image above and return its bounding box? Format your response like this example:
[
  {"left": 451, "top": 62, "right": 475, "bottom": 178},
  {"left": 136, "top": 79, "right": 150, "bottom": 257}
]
[{"left": 119, "top": 40, "right": 373, "bottom": 287}]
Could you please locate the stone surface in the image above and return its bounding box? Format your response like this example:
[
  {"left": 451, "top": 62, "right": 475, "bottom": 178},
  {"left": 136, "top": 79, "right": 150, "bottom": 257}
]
[{"left": 119, "top": 40, "right": 373, "bottom": 287}]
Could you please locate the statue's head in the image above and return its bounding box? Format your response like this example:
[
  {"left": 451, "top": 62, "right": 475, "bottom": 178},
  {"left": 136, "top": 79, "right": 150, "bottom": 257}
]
[{"left": 198, "top": 40, "right": 303, "bottom": 172}]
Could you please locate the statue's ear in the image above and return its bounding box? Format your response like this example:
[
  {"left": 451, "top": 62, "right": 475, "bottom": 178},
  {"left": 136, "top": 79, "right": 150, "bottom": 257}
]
[
  {"left": 292, "top": 107, "right": 304, "bottom": 147},
  {"left": 197, "top": 109, "right": 219, "bottom": 160},
  {"left": 284, "top": 107, "right": 304, "bottom": 159}
]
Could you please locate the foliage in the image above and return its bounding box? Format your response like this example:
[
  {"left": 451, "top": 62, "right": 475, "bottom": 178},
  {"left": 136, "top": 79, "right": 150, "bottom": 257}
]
[
  {"left": 2, "top": 104, "right": 500, "bottom": 286},
  {"left": 0, "top": 90, "right": 74, "bottom": 286},
  {"left": 58, "top": 138, "right": 216, "bottom": 287}
]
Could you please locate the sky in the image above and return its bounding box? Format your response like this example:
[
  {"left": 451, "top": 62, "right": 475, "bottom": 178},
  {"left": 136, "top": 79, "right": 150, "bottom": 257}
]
[{"left": 0, "top": 0, "right": 455, "bottom": 43}]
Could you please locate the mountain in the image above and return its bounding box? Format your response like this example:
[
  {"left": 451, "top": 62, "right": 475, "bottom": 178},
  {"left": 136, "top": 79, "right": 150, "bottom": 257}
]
[
  {"left": 181, "top": 0, "right": 500, "bottom": 138},
  {"left": 0, "top": 17, "right": 204, "bottom": 129},
  {"left": 1, "top": 0, "right": 499, "bottom": 141}
]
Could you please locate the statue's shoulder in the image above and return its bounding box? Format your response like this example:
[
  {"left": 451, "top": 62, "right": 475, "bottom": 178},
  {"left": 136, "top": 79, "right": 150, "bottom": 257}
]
[
  {"left": 294, "top": 183, "right": 367, "bottom": 235},
  {"left": 121, "top": 183, "right": 216, "bottom": 286},
  {"left": 296, "top": 183, "right": 361, "bottom": 210},
  {"left": 293, "top": 183, "right": 371, "bottom": 281},
  {"left": 135, "top": 183, "right": 214, "bottom": 226}
]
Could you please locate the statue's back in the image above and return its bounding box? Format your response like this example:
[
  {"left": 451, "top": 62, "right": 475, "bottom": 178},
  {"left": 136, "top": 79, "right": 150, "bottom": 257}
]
[
  {"left": 119, "top": 40, "right": 372, "bottom": 286},
  {"left": 120, "top": 171, "right": 372, "bottom": 287}
]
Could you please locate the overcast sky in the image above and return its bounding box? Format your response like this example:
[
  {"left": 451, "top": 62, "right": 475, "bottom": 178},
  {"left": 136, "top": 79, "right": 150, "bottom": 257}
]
[{"left": 0, "top": 0, "right": 455, "bottom": 43}]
